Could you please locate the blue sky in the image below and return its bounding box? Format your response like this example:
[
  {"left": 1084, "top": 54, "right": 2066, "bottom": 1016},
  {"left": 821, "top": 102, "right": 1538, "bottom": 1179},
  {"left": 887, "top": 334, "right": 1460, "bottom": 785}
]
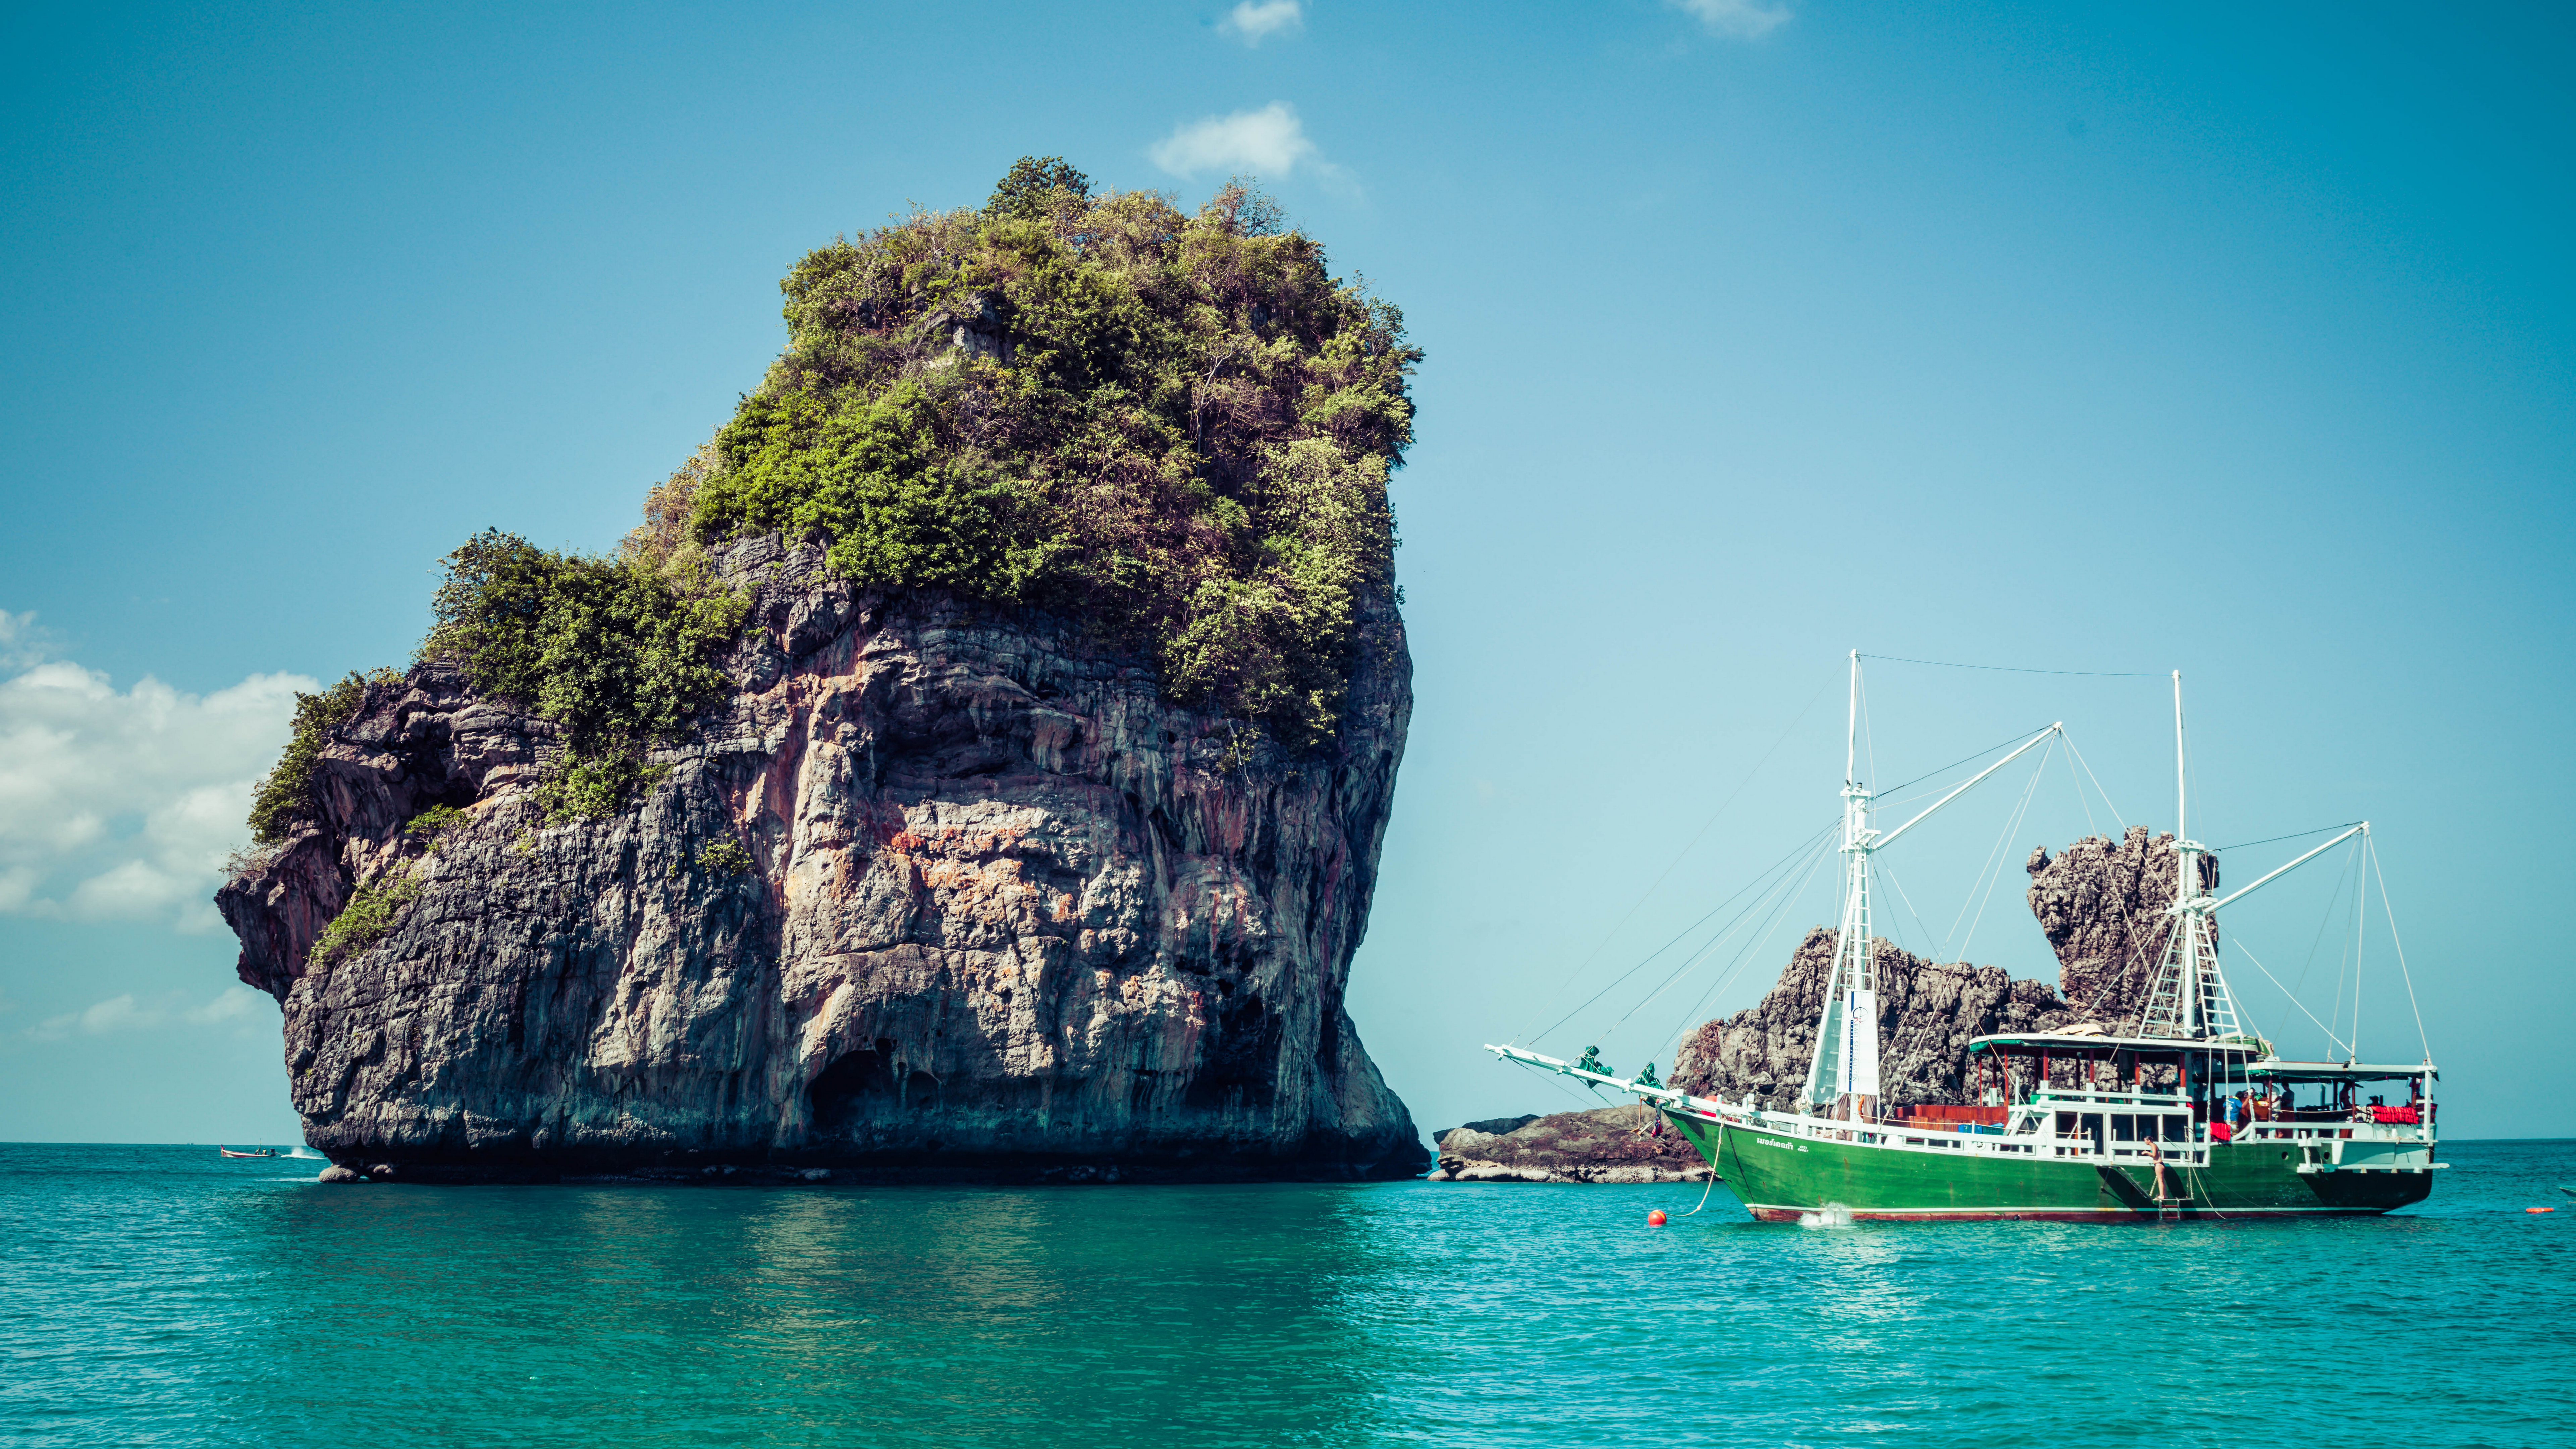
[{"left": 1, "top": 1, "right": 2568, "bottom": 1143}]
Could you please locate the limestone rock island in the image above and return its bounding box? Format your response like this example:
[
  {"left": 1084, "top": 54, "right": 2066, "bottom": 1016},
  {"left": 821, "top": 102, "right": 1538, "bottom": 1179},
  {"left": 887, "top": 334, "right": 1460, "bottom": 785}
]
[{"left": 218, "top": 161, "right": 1428, "bottom": 1182}]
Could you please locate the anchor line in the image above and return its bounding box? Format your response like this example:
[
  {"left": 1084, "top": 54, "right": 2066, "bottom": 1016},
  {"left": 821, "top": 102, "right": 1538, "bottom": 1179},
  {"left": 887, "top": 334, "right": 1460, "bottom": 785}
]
[{"left": 1679, "top": 1171, "right": 1720, "bottom": 1217}]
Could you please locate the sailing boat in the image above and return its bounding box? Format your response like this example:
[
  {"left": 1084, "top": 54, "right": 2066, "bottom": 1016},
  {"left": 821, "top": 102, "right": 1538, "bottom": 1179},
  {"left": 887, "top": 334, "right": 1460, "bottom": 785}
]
[{"left": 1491, "top": 654, "right": 2441, "bottom": 1221}]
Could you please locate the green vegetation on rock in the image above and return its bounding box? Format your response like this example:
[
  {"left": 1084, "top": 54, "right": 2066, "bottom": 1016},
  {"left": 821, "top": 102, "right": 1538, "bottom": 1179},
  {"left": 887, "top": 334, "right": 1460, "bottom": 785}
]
[
  {"left": 403, "top": 803, "right": 467, "bottom": 851},
  {"left": 309, "top": 868, "right": 423, "bottom": 967},
  {"left": 534, "top": 757, "right": 672, "bottom": 823},
  {"left": 696, "top": 839, "right": 754, "bottom": 877},
  {"left": 684, "top": 159, "right": 1417, "bottom": 749},
  {"left": 420, "top": 529, "right": 747, "bottom": 818},
  {"left": 247, "top": 670, "right": 398, "bottom": 845}
]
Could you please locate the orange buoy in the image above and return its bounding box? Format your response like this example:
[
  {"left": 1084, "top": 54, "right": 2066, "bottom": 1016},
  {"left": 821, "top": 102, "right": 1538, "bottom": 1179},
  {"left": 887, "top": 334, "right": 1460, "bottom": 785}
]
[
  {"left": 1647, "top": 1209, "right": 1668, "bottom": 1226},
  {"left": 2529, "top": 1206, "right": 2555, "bottom": 1214}
]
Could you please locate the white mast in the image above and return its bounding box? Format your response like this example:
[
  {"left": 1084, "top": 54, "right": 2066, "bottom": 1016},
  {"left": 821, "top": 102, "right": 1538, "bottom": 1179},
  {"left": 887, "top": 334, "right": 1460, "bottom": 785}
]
[
  {"left": 1799, "top": 652, "right": 2059, "bottom": 1120},
  {"left": 2139, "top": 670, "right": 2244, "bottom": 1041},
  {"left": 2175, "top": 669, "right": 2187, "bottom": 883},
  {"left": 2138, "top": 672, "right": 2369, "bottom": 1044},
  {"left": 1800, "top": 651, "right": 1880, "bottom": 1121}
]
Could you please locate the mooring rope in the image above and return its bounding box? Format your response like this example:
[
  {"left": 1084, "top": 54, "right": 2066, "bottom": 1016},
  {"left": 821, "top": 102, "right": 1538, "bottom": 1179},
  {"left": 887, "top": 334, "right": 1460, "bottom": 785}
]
[{"left": 1679, "top": 1169, "right": 1720, "bottom": 1216}]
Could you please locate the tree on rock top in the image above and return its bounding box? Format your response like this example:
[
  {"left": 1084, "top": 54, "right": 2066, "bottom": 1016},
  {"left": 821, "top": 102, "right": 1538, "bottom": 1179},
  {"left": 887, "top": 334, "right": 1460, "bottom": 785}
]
[
  {"left": 683, "top": 157, "right": 1418, "bottom": 752},
  {"left": 983, "top": 156, "right": 1091, "bottom": 221}
]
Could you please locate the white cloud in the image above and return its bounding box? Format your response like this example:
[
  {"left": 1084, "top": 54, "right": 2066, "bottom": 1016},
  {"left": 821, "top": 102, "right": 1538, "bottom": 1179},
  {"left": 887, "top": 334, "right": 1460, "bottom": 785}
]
[
  {"left": 190, "top": 985, "right": 268, "bottom": 1024},
  {"left": 1150, "top": 102, "right": 1330, "bottom": 182},
  {"left": 1671, "top": 0, "right": 1792, "bottom": 39},
  {"left": 0, "top": 653, "right": 313, "bottom": 932},
  {"left": 27, "top": 985, "right": 271, "bottom": 1040},
  {"left": 0, "top": 610, "right": 46, "bottom": 670},
  {"left": 1222, "top": 0, "right": 1303, "bottom": 45}
]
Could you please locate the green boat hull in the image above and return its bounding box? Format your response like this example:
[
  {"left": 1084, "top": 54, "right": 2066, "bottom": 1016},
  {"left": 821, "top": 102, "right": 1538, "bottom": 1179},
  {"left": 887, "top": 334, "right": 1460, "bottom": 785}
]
[{"left": 1663, "top": 1112, "right": 2432, "bottom": 1222}]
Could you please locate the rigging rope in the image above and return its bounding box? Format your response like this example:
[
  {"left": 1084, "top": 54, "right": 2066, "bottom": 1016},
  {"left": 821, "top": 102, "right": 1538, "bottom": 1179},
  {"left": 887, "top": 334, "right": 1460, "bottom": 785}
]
[
  {"left": 2351, "top": 843, "right": 2369, "bottom": 1058},
  {"left": 2368, "top": 837, "right": 2434, "bottom": 1063},
  {"left": 1524, "top": 819, "right": 1837, "bottom": 1047},
  {"left": 1945, "top": 738, "right": 2053, "bottom": 963},
  {"left": 1859, "top": 653, "right": 2167, "bottom": 678},
  {"left": 2227, "top": 935, "right": 2352, "bottom": 1058},
  {"left": 1876, "top": 860, "right": 1942, "bottom": 960},
  {"left": 1607, "top": 828, "right": 1839, "bottom": 1041},
  {"left": 2060, "top": 729, "right": 2127, "bottom": 830},
  {"left": 1657, "top": 836, "right": 1840, "bottom": 1063},
  {"left": 1510, "top": 670, "right": 1838, "bottom": 1044},
  {"left": 2210, "top": 822, "right": 2368, "bottom": 854},
  {"left": 1873, "top": 723, "right": 2060, "bottom": 800},
  {"left": 1860, "top": 667, "right": 1878, "bottom": 794},
  {"left": 2327, "top": 851, "right": 2356, "bottom": 1055},
  {"left": 2285, "top": 841, "right": 2362, "bottom": 1019},
  {"left": 2061, "top": 732, "right": 2096, "bottom": 836}
]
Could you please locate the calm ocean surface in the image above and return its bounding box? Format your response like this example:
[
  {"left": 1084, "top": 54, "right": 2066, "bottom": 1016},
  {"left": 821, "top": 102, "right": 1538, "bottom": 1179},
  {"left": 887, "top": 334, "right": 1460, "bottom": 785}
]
[{"left": 3, "top": 1140, "right": 2570, "bottom": 1448}]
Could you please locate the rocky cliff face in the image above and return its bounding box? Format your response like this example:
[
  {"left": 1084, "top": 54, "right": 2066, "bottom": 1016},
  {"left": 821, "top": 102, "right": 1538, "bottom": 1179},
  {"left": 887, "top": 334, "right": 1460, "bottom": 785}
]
[
  {"left": 2025, "top": 825, "right": 2215, "bottom": 1019},
  {"left": 217, "top": 538, "right": 1425, "bottom": 1182},
  {"left": 1669, "top": 826, "right": 2207, "bottom": 1112}
]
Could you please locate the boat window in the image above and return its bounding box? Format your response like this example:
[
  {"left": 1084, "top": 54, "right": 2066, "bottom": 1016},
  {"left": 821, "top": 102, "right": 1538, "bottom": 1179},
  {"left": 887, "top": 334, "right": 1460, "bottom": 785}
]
[
  {"left": 2081, "top": 1114, "right": 2104, "bottom": 1152},
  {"left": 2164, "top": 1116, "right": 2186, "bottom": 1141},
  {"left": 2112, "top": 1114, "right": 2137, "bottom": 1142},
  {"left": 2055, "top": 1111, "right": 2078, "bottom": 1137}
]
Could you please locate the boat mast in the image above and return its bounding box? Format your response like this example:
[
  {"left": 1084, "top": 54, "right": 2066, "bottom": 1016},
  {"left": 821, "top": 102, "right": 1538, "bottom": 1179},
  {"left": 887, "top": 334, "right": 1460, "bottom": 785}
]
[
  {"left": 1800, "top": 651, "right": 1881, "bottom": 1122},
  {"left": 2139, "top": 671, "right": 2244, "bottom": 1043},
  {"left": 1797, "top": 652, "right": 2058, "bottom": 1120}
]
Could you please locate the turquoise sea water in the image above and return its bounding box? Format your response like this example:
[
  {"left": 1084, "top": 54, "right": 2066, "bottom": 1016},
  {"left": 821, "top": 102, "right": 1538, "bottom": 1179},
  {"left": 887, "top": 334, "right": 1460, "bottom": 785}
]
[{"left": 3, "top": 1141, "right": 2571, "bottom": 1447}]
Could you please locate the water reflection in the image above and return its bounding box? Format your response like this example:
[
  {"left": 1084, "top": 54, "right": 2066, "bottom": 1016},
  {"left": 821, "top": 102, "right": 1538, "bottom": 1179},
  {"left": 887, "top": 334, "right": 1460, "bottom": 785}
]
[{"left": 185, "top": 1178, "right": 1407, "bottom": 1445}]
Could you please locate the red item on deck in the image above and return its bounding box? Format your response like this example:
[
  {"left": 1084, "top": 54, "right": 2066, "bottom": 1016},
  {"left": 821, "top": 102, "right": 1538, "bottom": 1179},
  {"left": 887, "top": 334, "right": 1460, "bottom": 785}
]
[
  {"left": 1902, "top": 1105, "right": 2008, "bottom": 1125},
  {"left": 2371, "top": 1104, "right": 2420, "bottom": 1124},
  {"left": 2210, "top": 1121, "right": 2234, "bottom": 1143}
]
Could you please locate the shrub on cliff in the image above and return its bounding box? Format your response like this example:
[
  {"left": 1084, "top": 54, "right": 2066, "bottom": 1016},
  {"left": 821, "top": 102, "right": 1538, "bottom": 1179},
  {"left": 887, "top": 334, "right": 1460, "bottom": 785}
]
[
  {"left": 308, "top": 867, "right": 422, "bottom": 967},
  {"left": 243, "top": 531, "right": 741, "bottom": 837},
  {"left": 246, "top": 669, "right": 400, "bottom": 845},
  {"left": 403, "top": 804, "right": 467, "bottom": 851},
  {"left": 419, "top": 529, "right": 746, "bottom": 819},
  {"left": 683, "top": 159, "right": 1416, "bottom": 749}
]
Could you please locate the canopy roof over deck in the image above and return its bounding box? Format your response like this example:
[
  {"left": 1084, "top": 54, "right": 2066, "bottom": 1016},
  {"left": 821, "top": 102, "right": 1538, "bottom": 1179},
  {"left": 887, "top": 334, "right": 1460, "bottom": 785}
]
[
  {"left": 1965, "top": 1032, "right": 2270, "bottom": 1056},
  {"left": 2246, "top": 1059, "right": 2439, "bottom": 1083}
]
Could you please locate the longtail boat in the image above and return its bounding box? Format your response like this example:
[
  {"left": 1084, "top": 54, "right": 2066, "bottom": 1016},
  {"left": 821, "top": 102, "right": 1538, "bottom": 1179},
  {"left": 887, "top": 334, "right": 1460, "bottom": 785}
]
[{"left": 217, "top": 1147, "right": 279, "bottom": 1159}]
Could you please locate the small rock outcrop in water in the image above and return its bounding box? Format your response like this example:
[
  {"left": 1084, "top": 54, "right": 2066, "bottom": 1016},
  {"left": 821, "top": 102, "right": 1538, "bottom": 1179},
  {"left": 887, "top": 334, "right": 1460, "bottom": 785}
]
[
  {"left": 1428, "top": 1107, "right": 1711, "bottom": 1183},
  {"left": 218, "top": 540, "right": 1424, "bottom": 1182},
  {"left": 1667, "top": 826, "right": 2207, "bottom": 1113}
]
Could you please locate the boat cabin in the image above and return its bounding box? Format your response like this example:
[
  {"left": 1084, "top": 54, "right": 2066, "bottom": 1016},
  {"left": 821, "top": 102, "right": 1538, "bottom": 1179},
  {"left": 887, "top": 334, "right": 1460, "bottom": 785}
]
[{"left": 1934, "top": 1031, "right": 2441, "bottom": 1168}]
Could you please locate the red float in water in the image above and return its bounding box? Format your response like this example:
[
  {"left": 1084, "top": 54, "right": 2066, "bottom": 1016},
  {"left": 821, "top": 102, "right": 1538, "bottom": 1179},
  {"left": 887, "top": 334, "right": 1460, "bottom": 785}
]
[
  {"left": 2529, "top": 1206, "right": 2555, "bottom": 1214},
  {"left": 1647, "top": 1209, "right": 1668, "bottom": 1227}
]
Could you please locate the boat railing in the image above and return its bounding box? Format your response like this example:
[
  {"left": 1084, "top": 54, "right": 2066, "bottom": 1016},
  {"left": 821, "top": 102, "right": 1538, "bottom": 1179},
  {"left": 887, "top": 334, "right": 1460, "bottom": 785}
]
[
  {"left": 2240, "top": 1121, "right": 2433, "bottom": 1144},
  {"left": 2026, "top": 1088, "right": 2187, "bottom": 1109}
]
